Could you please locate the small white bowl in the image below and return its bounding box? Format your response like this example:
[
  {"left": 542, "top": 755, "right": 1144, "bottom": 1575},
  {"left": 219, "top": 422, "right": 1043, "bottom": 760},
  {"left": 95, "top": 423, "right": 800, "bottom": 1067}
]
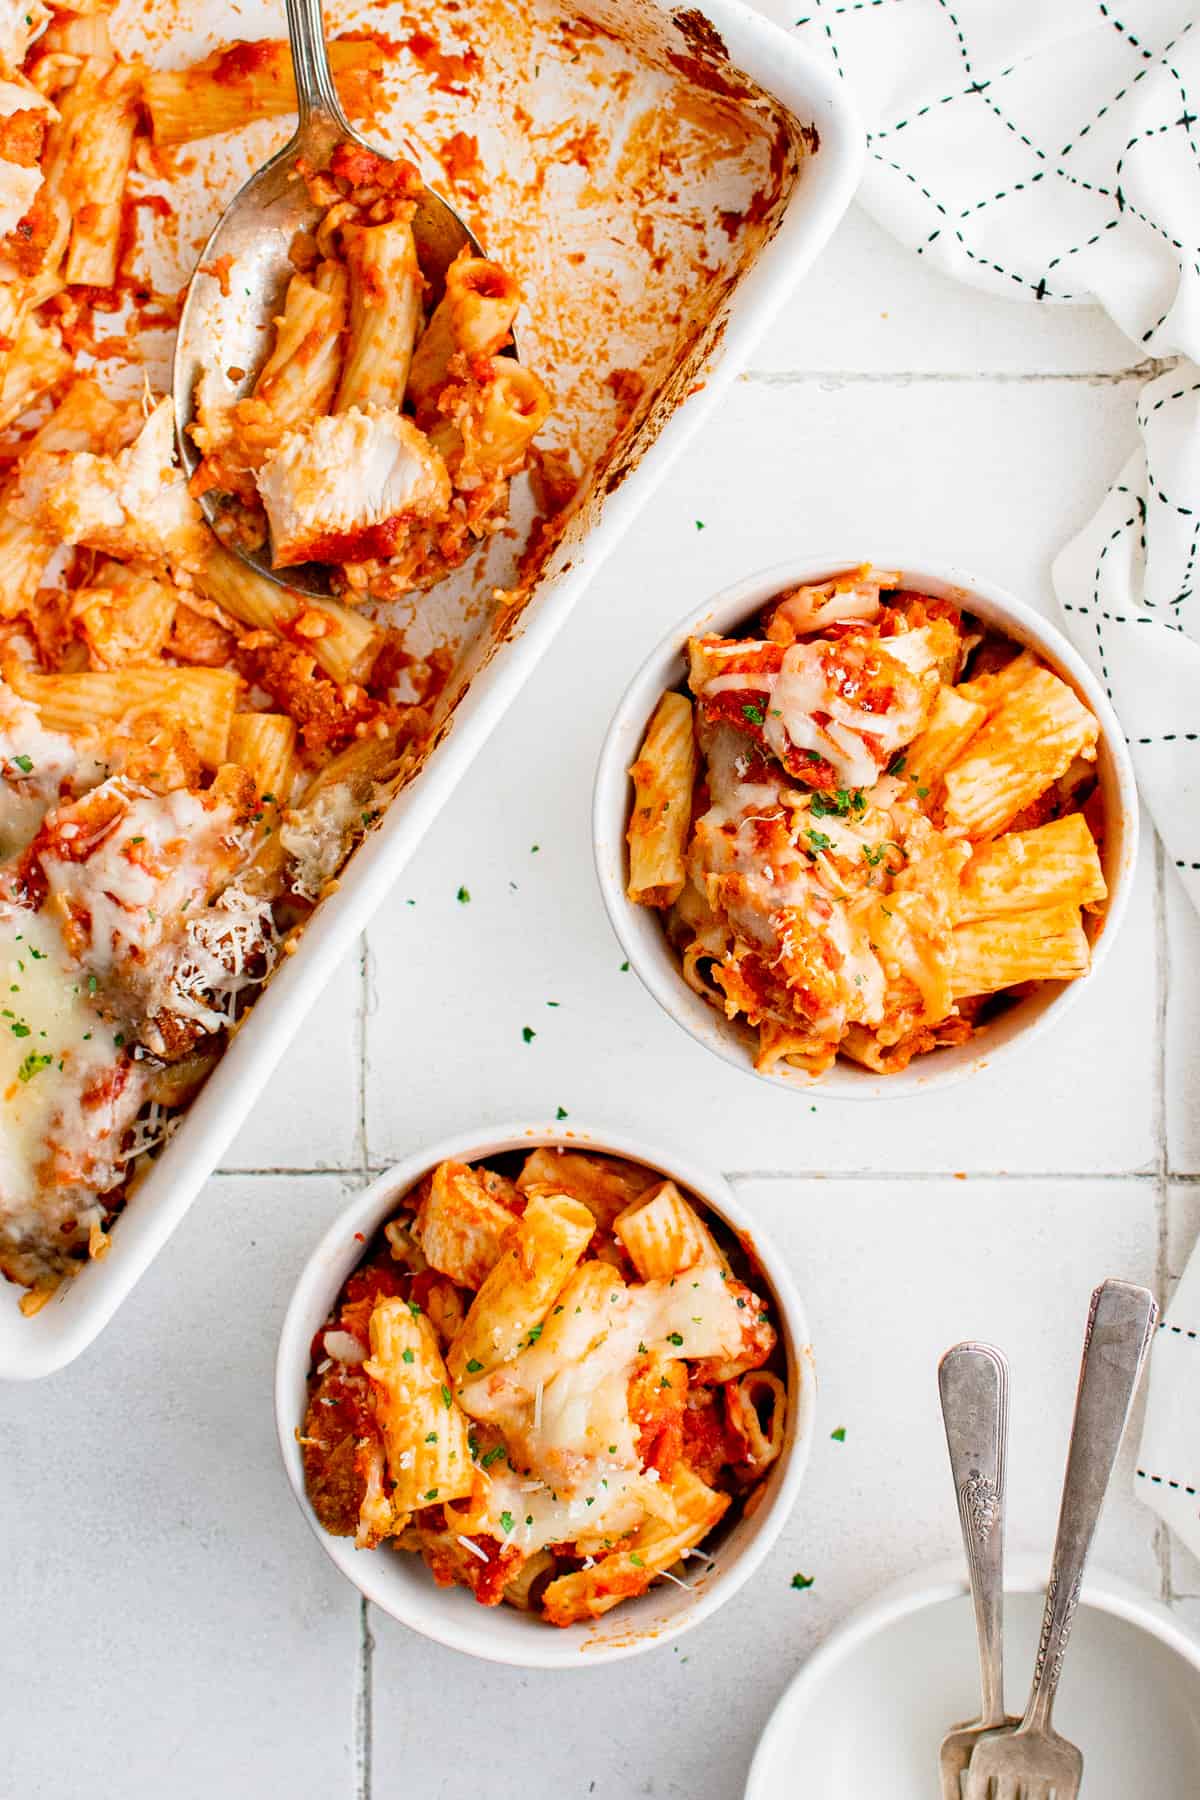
[
  {"left": 593, "top": 555, "right": 1139, "bottom": 1099},
  {"left": 746, "top": 1556, "right": 1200, "bottom": 1799},
  {"left": 275, "top": 1121, "right": 816, "bottom": 1669}
]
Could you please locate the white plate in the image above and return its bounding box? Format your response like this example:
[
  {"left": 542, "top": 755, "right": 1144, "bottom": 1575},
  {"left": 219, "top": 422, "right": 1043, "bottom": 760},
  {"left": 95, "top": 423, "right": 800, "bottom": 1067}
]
[{"left": 746, "top": 1559, "right": 1200, "bottom": 1799}]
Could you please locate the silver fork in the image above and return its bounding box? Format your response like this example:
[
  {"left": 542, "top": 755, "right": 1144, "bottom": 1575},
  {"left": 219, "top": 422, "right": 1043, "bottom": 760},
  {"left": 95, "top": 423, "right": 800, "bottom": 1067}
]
[
  {"left": 937, "top": 1342, "right": 1018, "bottom": 1799},
  {"left": 964, "top": 1279, "right": 1158, "bottom": 1800}
]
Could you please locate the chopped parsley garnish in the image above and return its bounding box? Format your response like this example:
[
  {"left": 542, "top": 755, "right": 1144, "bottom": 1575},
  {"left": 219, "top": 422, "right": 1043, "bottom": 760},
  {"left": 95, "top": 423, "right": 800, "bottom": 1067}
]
[
  {"left": 87, "top": 975, "right": 98, "bottom": 995},
  {"left": 11, "top": 753, "right": 32, "bottom": 773},
  {"left": 526, "top": 1324, "right": 543, "bottom": 1345},
  {"left": 916, "top": 785, "right": 930, "bottom": 799},
  {"left": 499, "top": 1511, "right": 514, "bottom": 1534},
  {"left": 741, "top": 703, "right": 765, "bottom": 727},
  {"left": 888, "top": 752, "right": 907, "bottom": 775},
  {"left": 466, "top": 1358, "right": 483, "bottom": 1373},
  {"left": 810, "top": 788, "right": 864, "bottom": 819},
  {"left": 425, "top": 1432, "right": 438, "bottom": 1444},
  {"left": 522, "top": 1026, "right": 536, "bottom": 1043},
  {"left": 440, "top": 1384, "right": 452, "bottom": 1409},
  {"left": 695, "top": 520, "right": 705, "bottom": 531},
  {"left": 456, "top": 885, "right": 470, "bottom": 903},
  {"left": 401, "top": 1348, "right": 415, "bottom": 1364},
  {"left": 805, "top": 828, "right": 832, "bottom": 853},
  {"left": 10, "top": 1021, "right": 30, "bottom": 1038},
  {"left": 407, "top": 1299, "right": 422, "bottom": 1315},
  {"left": 424, "top": 1488, "right": 438, "bottom": 1501},
  {"left": 637, "top": 1341, "right": 647, "bottom": 1354},
  {"left": 619, "top": 960, "right": 629, "bottom": 972},
  {"left": 831, "top": 1427, "right": 846, "bottom": 1442},
  {"left": 666, "top": 1332, "right": 684, "bottom": 1347},
  {"left": 658, "top": 1375, "right": 670, "bottom": 1388},
  {"left": 556, "top": 1106, "right": 568, "bottom": 1120},
  {"left": 791, "top": 1572, "right": 815, "bottom": 1590},
  {"left": 480, "top": 1445, "right": 506, "bottom": 1469},
  {"left": 17, "top": 1051, "right": 52, "bottom": 1083},
  {"left": 629, "top": 1553, "right": 645, "bottom": 1568},
  {"left": 862, "top": 843, "right": 887, "bottom": 867}
]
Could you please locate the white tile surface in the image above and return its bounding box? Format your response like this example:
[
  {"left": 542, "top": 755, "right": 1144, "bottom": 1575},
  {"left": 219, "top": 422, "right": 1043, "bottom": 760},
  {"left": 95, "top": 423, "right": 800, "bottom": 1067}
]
[
  {"left": 0, "top": 1176, "right": 361, "bottom": 1799},
  {"left": 1166, "top": 865, "right": 1200, "bottom": 1176},
  {"left": 365, "top": 375, "right": 1153, "bottom": 1178},
  {"left": 222, "top": 943, "right": 364, "bottom": 1172},
  {"left": 367, "top": 1177, "right": 1160, "bottom": 1798},
  {"left": 755, "top": 206, "right": 1139, "bottom": 376},
  {"left": 9, "top": 44, "right": 1197, "bottom": 1800}
]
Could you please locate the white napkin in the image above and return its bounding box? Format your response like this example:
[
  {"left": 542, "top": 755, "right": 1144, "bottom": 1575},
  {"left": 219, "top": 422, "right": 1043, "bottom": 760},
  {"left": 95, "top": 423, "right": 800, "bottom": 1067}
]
[{"left": 792, "top": 0, "right": 1200, "bottom": 1554}]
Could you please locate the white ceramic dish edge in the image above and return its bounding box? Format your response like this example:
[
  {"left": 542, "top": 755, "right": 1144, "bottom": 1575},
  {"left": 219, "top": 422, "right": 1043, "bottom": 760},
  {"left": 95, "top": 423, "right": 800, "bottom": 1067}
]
[
  {"left": 274, "top": 1120, "right": 817, "bottom": 1669},
  {"left": 745, "top": 1553, "right": 1200, "bottom": 1800},
  {"left": 0, "top": 12, "right": 865, "bottom": 1378},
  {"left": 592, "top": 553, "right": 1140, "bottom": 1100}
]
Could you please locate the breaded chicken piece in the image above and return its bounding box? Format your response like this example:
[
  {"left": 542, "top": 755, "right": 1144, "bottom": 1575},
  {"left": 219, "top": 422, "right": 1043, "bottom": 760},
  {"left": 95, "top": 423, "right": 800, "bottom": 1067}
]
[{"left": 255, "top": 405, "right": 451, "bottom": 567}]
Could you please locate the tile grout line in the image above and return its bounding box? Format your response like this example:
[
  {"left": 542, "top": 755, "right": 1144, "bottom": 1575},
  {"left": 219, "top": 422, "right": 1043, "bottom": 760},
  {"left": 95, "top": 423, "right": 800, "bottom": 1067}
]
[
  {"left": 354, "top": 934, "right": 374, "bottom": 1800},
  {"left": 723, "top": 1168, "right": 1161, "bottom": 1185},
  {"left": 1152, "top": 837, "right": 1176, "bottom": 1607},
  {"left": 214, "top": 1164, "right": 1181, "bottom": 1182},
  {"left": 355, "top": 1594, "right": 373, "bottom": 1800},
  {"left": 737, "top": 357, "right": 1178, "bottom": 389},
  {"left": 356, "top": 932, "right": 371, "bottom": 1180}
]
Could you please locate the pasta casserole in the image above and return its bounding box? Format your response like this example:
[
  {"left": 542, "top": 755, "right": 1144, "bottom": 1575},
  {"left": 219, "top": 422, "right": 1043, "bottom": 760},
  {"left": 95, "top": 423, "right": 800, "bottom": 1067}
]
[
  {"left": 189, "top": 141, "right": 551, "bottom": 595},
  {"left": 301, "top": 1148, "right": 788, "bottom": 1626},
  {"left": 626, "top": 565, "right": 1109, "bottom": 1078},
  {"left": 0, "top": 13, "right": 547, "bottom": 1310}
]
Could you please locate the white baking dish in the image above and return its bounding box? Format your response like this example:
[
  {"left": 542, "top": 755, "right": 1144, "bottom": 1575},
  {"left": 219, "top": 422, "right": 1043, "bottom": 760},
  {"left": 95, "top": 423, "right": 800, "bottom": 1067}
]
[{"left": 0, "top": 2, "right": 862, "bottom": 1377}]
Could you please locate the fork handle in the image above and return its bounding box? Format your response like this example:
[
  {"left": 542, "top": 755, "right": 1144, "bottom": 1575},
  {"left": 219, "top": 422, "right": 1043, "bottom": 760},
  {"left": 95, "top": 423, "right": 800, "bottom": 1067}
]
[
  {"left": 1022, "top": 1279, "right": 1158, "bottom": 1736},
  {"left": 939, "top": 1341, "right": 1009, "bottom": 1728},
  {"left": 285, "top": 0, "right": 351, "bottom": 135}
]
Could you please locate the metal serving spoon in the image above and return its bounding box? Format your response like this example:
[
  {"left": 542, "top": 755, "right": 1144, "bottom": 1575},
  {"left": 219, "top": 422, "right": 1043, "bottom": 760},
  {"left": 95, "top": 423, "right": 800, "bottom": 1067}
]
[
  {"left": 937, "top": 1341, "right": 1019, "bottom": 1798},
  {"left": 172, "top": 0, "right": 482, "bottom": 597}
]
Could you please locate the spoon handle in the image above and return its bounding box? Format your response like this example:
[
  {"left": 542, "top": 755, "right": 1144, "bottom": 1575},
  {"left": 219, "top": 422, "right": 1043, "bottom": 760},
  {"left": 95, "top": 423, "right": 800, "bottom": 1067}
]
[
  {"left": 285, "top": 0, "right": 351, "bottom": 134},
  {"left": 939, "top": 1341, "right": 1009, "bottom": 1728},
  {"left": 1022, "top": 1279, "right": 1158, "bottom": 1736}
]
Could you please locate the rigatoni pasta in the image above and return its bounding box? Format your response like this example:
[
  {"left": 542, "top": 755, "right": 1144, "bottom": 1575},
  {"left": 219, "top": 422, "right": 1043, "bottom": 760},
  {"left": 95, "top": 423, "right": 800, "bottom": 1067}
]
[
  {"left": 301, "top": 1149, "right": 789, "bottom": 1625},
  {"left": 0, "top": 23, "right": 546, "bottom": 1313},
  {"left": 625, "top": 565, "right": 1110, "bottom": 1080},
  {"left": 189, "top": 143, "right": 550, "bottom": 600}
]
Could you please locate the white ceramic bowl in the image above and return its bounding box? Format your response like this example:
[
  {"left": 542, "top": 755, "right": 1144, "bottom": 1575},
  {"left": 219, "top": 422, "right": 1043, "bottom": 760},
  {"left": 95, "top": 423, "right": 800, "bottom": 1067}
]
[
  {"left": 593, "top": 555, "right": 1139, "bottom": 1099},
  {"left": 746, "top": 1557, "right": 1200, "bottom": 1799},
  {"left": 275, "top": 1121, "right": 816, "bottom": 1668}
]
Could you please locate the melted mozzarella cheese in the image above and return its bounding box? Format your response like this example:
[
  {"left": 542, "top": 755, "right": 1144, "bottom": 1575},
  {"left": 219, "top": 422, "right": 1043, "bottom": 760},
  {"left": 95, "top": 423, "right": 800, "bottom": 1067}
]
[
  {"left": 457, "top": 1266, "right": 744, "bottom": 1554},
  {"left": 42, "top": 785, "right": 247, "bottom": 974},
  {"left": 763, "top": 644, "right": 892, "bottom": 787},
  {"left": 280, "top": 780, "right": 364, "bottom": 902},
  {"left": 0, "top": 903, "right": 115, "bottom": 1228},
  {"left": 0, "top": 683, "right": 101, "bottom": 858},
  {"left": 701, "top": 640, "right": 928, "bottom": 789}
]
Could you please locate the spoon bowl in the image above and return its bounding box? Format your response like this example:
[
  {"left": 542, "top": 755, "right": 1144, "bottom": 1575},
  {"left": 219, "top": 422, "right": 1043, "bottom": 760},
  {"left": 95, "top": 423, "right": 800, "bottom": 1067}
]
[{"left": 172, "top": 0, "right": 482, "bottom": 597}]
